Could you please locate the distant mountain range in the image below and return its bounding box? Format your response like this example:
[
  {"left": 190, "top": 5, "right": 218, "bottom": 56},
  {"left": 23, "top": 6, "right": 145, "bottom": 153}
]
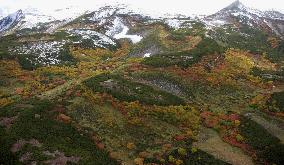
[{"left": 0, "top": 0, "right": 284, "bottom": 38}]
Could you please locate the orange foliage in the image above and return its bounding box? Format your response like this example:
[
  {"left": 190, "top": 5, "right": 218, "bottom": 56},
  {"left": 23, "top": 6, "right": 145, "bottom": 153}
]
[
  {"left": 267, "top": 37, "right": 280, "bottom": 48},
  {"left": 0, "top": 60, "right": 27, "bottom": 79}
]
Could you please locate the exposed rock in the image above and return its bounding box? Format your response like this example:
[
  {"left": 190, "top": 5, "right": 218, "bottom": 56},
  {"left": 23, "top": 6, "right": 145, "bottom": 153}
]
[
  {"left": 34, "top": 114, "right": 41, "bottom": 119},
  {"left": 11, "top": 139, "right": 26, "bottom": 153},
  {"left": 43, "top": 150, "right": 80, "bottom": 165},
  {"left": 11, "top": 139, "right": 42, "bottom": 153},
  {"left": 29, "top": 139, "right": 42, "bottom": 147},
  {"left": 19, "top": 152, "right": 32, "bottom": 162},
  {"left": 0, "top": 116, "right": 18, "bottom": 129}
]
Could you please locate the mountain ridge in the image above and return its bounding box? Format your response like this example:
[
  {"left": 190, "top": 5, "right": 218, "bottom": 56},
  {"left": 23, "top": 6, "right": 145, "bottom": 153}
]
[{"left": 0, "top": 1, "right": 284, "bottom": 37}]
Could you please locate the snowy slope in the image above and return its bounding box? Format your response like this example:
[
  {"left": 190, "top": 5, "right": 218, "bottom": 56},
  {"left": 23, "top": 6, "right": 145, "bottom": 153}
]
[
  {"left": 0, "top": 6, "right": 88, "bottom": 35},
  {"left": 1, "top": 1, "right": 284, "bottom": 38},
  {"left": 204, "top": 0, "right": 284, "bottom": 25},
  {"left": 203, "top": 0, "right": 284, "bottom": 37},
  {"left": 106, "top": 17, "right": 142, "bottom": 43},
  {"left": 0, "top": 10, "right": 24, "bottom": 33}
]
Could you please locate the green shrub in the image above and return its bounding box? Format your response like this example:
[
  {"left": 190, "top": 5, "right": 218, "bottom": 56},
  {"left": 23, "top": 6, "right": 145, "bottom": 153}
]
[
  {"left": 142, "top": 37, "right": 224, "bottom": 68},
  {"left": 0, "top": 99, "right": 118, "bottom": 165},
  {"left": 84, "top": 74, "right": 185, "bottom": 106},
  {"left": 144, "top": 145, "right": 230, "bottom": 165},
  {"left": 267, "top": 92, "right": 284, "bottom": 112},
  {"left": 250, "top": 67, "right": 284, "bottom": 82},
  {"left": 210, "top": 25, "right": 284, "bottom": 62},
  {"left": 240, "top": 117, "right": 284, "bottom": 164}
]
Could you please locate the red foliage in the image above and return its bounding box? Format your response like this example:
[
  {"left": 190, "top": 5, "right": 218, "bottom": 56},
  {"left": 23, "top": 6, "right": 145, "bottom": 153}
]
[
  {"left": 52, "top": 105, "right": 65, "bottom": 113},
  {"left": 65, "top": 90, "right": 73, "bottom": 96},
  {"left": 96, "top": 142, "right": 105, "bottom": 150},
  {"left": 228, "top": 114, "right": 239, "bottom": 121},
  {"left": 223, "top": 135, "right": 257, "bottom": 161},
  {"left": 15, "top": 88, "right": 24, "bottom": 95},
  {"left": 174, "top": 135, "right": 187, "bottom": 141},
  {"left": 200, "top": 111, "right": 212, "bottom": 119},
  {"left": 75, "top": 90, "right": 81, "bottom": 97},
  {"left": 204, "top": 116, "right": 219, "bottom": 128}
]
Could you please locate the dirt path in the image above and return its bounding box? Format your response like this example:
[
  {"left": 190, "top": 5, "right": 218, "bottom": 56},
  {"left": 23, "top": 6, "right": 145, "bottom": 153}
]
[
  {"left": 194, "top": 127, "right": 254, "bottom": 165},
  {"left": 37, "top": 77, "right": 88, "bottom": 100}
]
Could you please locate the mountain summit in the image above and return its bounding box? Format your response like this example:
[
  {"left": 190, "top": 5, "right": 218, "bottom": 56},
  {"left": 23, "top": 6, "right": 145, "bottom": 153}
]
[
  {"left": 221, "top": 0, "right": 245, "bottom": 11},
  {"left": 204, "top": 0, "right": 284, "bottom": 37}
]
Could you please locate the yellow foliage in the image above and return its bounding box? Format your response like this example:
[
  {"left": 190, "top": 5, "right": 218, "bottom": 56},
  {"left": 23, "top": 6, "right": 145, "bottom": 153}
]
[
  {"left": 81, "top": 85, "right": 102, "bottom": 104},
  {"left": 191, "top": 147, "right": 198, "bottom": 153},
  {"left": 234, "top": 120, "right": 241, "bottom": 127},
  {"left": 201, "top": 48, "right": 275, "bottom": 88},
  {"left": 177, "top": 147, "right": 187, "bottom": 156},
  {"left": 236, "top": 134, "right": 244, "bottom": 142},
  {"left": 35, "top": 66, "right": 78, "bottom": 78},
  {"left": 126, "top": 142, "right": 136, "bottom": 150},
  {"left": 71, "top": 47, "right": 112, "bottom": 61},
  {"left": 168, "top": 155, "right": 176, "bottom": 163},
  {"left": 134, "top": 158, "right": 144, "bottom": 165},
  {"left": 0, "top": 97, "right": 13, "bottom": 108},
  {"left": 113, "top": 41, "right": 130, "bottom": 57},
  {"left": 175, "top": 159, "right": 184, "bottom": 165},
  {"left": 225, "top": 49, "right": 255, "bottom": 73},
  {"left": 149, "top": 105, "right": 200, "bottom": 131},
  {"left": 0, "top": 60, "right": 25, "bottom": 78},
  {"left": 250, "top": 94, "right": 269, "bottom": 108}
]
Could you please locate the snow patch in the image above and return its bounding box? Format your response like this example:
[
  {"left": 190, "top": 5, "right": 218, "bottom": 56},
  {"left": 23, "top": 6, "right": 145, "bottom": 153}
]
[
  {"left": 10, "top": 41, "right": 67, "bottom": 65},
  {"left": 203, "top": 19, "right": 227, "bottom": 27},
  {"left": 165, "top": 19, "right": 183, "bottom": 29},
  {"left": 144, "top": 53, "right": 151, "bottom": 58},
  {"left": 106, "top": 17, "right": 142, "bottom": 43},
  {"left": 68, "top": 29, "right": 116, "bottom": 48}
]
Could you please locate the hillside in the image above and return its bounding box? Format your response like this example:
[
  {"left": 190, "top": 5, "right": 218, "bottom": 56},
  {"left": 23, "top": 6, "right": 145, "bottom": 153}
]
[{"left": 0, "top": 1, "right": 284, "bottom": 165}]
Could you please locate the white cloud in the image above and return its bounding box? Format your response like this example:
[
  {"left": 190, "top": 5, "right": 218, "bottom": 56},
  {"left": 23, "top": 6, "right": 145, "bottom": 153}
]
[{"left": 0, "top": 0, "right": 283, "bottom": 16}]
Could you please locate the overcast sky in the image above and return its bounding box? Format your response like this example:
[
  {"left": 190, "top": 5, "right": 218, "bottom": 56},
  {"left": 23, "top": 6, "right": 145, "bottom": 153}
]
[{"left": 1, "top": 0, "right": 284, "bottom": 16}]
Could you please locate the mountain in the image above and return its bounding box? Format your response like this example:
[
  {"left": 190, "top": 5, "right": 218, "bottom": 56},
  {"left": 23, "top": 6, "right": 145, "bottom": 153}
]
[
  {"left": 1, "top": 1, "right": 284, "bottom": 37},
  {"left": 1, "top": 1, "right": 283, "bottom": 66},
  {"left": 0, "top": 10, "right": 24, "bottom": 35},
  {"left": 1, "top": 1, "right": 284, "bottom": 165},
  {"left": 0, "top": 6, "right": 88, "bottom": 36},
  {"left": 204, "top": 0, "right": 284, "bottom": 38}
]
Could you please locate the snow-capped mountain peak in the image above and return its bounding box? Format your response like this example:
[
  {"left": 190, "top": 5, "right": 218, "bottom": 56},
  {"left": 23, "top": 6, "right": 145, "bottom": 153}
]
[
  {"left": 203, "top": 0, "right": 284, "bottom": 38},
  {"left": 221, "top": 0, "right": 246, "bottom": 12}
]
